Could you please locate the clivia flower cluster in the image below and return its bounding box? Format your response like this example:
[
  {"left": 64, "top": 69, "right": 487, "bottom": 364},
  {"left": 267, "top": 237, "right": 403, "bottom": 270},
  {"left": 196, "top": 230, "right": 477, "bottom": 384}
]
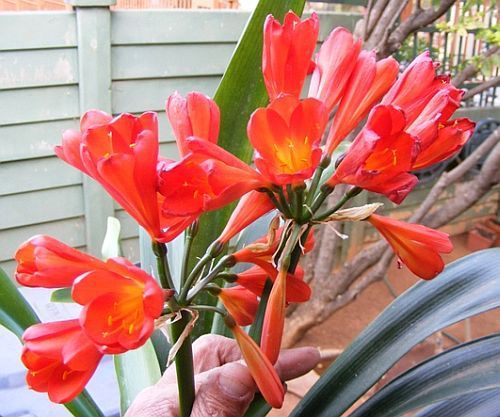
[{"left": 15, "top": 10, "right": 474, "bottom": 412}]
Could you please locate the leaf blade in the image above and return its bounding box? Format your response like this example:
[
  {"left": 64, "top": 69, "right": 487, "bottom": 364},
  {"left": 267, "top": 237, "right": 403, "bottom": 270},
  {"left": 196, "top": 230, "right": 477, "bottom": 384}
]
[
  {"left": 291, "top": 248, "right": 500, "bottom": 417},
  {"left": 348, "top": 334, "right": 500, "bottom": 417}
]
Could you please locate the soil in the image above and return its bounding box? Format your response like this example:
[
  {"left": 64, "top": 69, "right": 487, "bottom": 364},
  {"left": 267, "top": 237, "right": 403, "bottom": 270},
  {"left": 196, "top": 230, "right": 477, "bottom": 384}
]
[{"left": 269, "top": 233, "right": 500, "bottom": 417}]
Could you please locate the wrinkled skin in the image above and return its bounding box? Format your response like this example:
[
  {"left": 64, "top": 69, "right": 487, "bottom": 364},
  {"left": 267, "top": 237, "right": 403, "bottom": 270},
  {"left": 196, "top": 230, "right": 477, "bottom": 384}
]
[{"left": 125, "top": 334, "right": 320, "bottom": 417}]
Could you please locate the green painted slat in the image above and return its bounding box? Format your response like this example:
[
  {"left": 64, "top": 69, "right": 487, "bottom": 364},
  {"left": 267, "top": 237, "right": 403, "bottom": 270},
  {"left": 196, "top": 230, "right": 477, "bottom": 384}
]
[
  {"left": 0, "top": 48, "right": 78, "bottom": 89},
  {"left": 111, "top": 10, "right": 251, "bottom": 45},
  {"left": 0, "top": 12, "right": 77, "bottom": 51},
  {"left": 115, "top": 209, "right": 138, "bottom": 240},
  {"left": 112, "top": 76, "right": 220, "bottom": 113},
  {"left": 0, "top": 119, "right": 78, "bottom": 162},
  {"left": 112, "top": 44, "right": 234, "bottom": 80},
  {"left": 316, "top": 12, "right": 360, "bottom": 38},
  {"left": 110, "top": 10, "right": 360, "bottom": 46},
  {"left": 121, "top": 237, "right": 139, "bottom": 261},
  {"left": 0, "top": 85, "right": 79, "bottom": 126},
  {"left": 74, "top": 6, "right": 116, "bottom": 257},
  {"left": 0, "top": 185, "right": 84, "bottom": 229},
  {"left": 0, "top": 260, "right": 17, "bottom": 281},
  {"left": 0, "top": 217, "right": 86, "bottom": 262},
  {"left": 0, "top": 157, "right": 82, "bottom": 196}
]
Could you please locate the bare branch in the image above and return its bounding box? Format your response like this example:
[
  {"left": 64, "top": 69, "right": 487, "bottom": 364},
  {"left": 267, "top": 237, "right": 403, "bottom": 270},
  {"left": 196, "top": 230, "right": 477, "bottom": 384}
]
[
  {"left": 380, "top": 0, "right": 456, "bottom": 58},
  {"left": 452, "top": 46, "right": 500, "bottom": 86},
  {"left": 462, "top": 76, "right": 500, "bottom": 101},
  {"left": 365, "top": 0, "right": 410, "bottom": 51}
]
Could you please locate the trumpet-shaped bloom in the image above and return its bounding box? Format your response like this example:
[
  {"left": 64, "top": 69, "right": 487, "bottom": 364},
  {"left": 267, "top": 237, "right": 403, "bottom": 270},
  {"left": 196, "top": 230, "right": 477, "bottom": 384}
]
[
  {"left": 166, "top": 91, "right": 220, "bottom": 157},
  {"left": 308, "top": 27, "right": 361, "bottom": 112},
  {"left": 260, "top": 268, "right": 287, "bottom": 364},
  {"left": 72, "top": 258, "right": 164, "bottom": 353},
  {"left": 21, "top": 320, "right": 103, "bottom": 403},
  {"left": 328, "top": 105, "right": 419, "bottom": 204},
  {"left": 218, "top": 286, "right": 258, "bottom": 326},
  {"left": 263, "top": 11, "right": 319, "bottom": 100},
  {"left": 15, "top": 235, "right": 105, "bottom": 288},
  {"left": 217, "top": 191, "right": 276, "bottom": 244},
  {"left": 232, "top": 226, "right": 315, "bottom": 265},
  {"left": 248, "top": 95, "right": 328, "bottom": 184},
  {"left": 368, "top": 214, "right": 453, "bottom": 279},
  {"left": 235, "top": 264, "right": 311, "bottom": 303},
  {"left": 382, "top": 51, "right": 445, "bottom": 124},
  {"left": 326, "top": 51, "right": 399, "bottom": 154},
  {"left": 226, "top": 318, "right": 285, "bottom": 408},
  {"left": 412, "top": 118, "right": 475, "bottom": 170},
  {"left": 55, "top": 111, "right": 179, "bottom": 242},
  {"left": 159, "top": 139, "right": 267, "bottom": 216}
]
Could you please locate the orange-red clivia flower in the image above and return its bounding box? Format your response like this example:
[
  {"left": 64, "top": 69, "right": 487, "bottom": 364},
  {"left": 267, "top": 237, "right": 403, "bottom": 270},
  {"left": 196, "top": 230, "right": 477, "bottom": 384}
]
[
  {"left": 308, "top": 27, "right": 361, "bottom": 112},
  {"left": 55, "top": 111, "right": 179, "bottom": 242},
  {"left": 235, "top": 264, "right": 311, "bottom": 304},
  {"left": 21, "top": 320, "right": 103, "bottom": 403},
  {"left": 166, "top": 91, "right": 220, "bottom": 157},
  {"left": 260, "top": 268, "right": 287, "bottom": 364},
  {"left": 325, "top": 51, "right": 399, "bottom": 154},
  {"left": 72, "top": 258, "right": 164, "bottom": 353},
  {"left": 15, "top": 235, "right": 105, "bottom": 288},
  {"left": 226, "top": 317, "right": 285, "bottom": 408},
  {"left": 327, "top": 105, "right": 419, "bottom": 204},
  {"left": 218, "top": 286, "right": 258, "bottom": 326},
  {"left": 248, "top": 95, "right": 328, "bottom": 185},
  {"left": 368, "top": 214, "right": 453, "bottom": 279},
  {"left": 217, "top": 191, "right": 276, "bottom": 244},
  {"left": 158, "top": 139, "right": 267, "bottom": 216},
  {"left": 263, "top": 11, "right": 319, "bottom": 100}
]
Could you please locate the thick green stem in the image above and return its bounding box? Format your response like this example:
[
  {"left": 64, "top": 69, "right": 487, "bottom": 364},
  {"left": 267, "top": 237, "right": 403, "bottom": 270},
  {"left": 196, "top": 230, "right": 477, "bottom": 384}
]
[
  {"left": 152, "top": 242, "right": 175, "bottom": 290},
  {"left": 153, "top": 242, "right": 195, "bottom": 417},
  {"left": 169, "top": 311, "right": 195, "bottom": 417},
  {"left": 180, "top": 221, "right": 198, "bottom": 288},
  {"left": 304, "top": 156, "right": 331, "bottom": 211}
]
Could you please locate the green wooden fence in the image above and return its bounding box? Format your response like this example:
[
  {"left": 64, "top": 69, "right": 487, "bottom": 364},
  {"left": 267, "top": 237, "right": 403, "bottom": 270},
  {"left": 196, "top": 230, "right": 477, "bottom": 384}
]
[{"left": 0, "top": 4, "right": 362, "bottom": 277}]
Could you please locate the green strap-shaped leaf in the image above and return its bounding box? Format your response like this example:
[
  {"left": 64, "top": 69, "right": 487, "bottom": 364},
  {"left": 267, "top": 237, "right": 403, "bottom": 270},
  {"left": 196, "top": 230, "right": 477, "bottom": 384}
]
[
  {"left": 0, "top": 267, "right": 39, "bottom": 338},
  {"left": 291, "top": 248, "right": 500, "bottom": 417},
  {"left": 114, "top": 339, "right": 162, "bottom": 414},
  {"left": 0, "top": 267, "right": 104, "bottom": 417},
  {"left": 349, "top": 334, "right": 500, "bottom": 417},
  {"left": 188, "top": 0, "right": 307, "bottom": 337},
  {"left": 414, "top": 389, "right": 500, "bottom": 417}
]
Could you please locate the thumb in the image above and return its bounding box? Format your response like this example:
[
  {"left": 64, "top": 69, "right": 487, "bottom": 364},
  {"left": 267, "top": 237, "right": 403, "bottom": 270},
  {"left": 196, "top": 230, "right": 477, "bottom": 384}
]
[{"left": 191, "top": 362, "right": 257, "bottom": 417}]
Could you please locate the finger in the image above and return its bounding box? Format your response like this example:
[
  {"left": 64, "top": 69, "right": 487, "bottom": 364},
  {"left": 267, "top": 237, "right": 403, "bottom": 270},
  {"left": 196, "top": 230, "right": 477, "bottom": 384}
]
[
  {"left": 160, "top": 334, "right": 242, "bottom": 385},
  {"left": 191, "top": 362, "right": 256, "bottom": 417},
  {"left": 124, "top": 383, "right": 180, "bottom": 417},
  {"left": 275, "top": 347, "right": 321, "bottom": 381}
]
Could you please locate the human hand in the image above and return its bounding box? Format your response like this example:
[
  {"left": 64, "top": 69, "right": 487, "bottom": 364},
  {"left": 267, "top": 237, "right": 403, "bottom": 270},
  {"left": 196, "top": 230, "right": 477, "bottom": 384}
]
[{"left": 124, "top": 334, "right": 320, "bottom": 417}]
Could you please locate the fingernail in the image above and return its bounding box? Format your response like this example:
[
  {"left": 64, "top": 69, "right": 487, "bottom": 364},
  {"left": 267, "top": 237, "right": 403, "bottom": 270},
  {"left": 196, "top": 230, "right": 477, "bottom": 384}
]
[{"left": 218, "top": 363, "right": 254, "bottom": 398}]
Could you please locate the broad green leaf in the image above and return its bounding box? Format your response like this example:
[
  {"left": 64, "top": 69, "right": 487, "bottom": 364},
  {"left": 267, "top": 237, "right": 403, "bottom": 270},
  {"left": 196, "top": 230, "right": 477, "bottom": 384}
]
[
  {"left": 51, "top": 287, "right": 73, "bottom": 303},
  {"left": 414, "top": 389, "right": 500, "bottom": 417},
  {"left": 0, "top": 266, "right": 39, "bottom": 337},
  {"left": 114, "top": 339, "right": 162, "bottom": 414},
  {"left": 101, "top": 216, "right": 121, "bottom": 260},
  {"left": 0, "top": 267, "right": 104, "bottom": 417},
  {"left": 349, "top": 334, "right": 500, "bottom": 417},
  {"left": 291, "top": 248, "right": 500, "bottom": 417},
  {"left": 188, "top": 0, "right": 307, "bottom": 337}
]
